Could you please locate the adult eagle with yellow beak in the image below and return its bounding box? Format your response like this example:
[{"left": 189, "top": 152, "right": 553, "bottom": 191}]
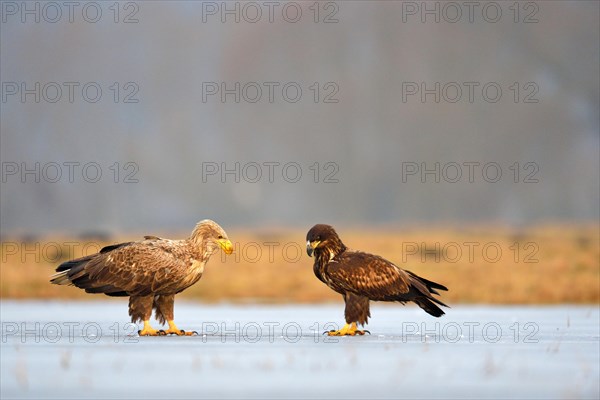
[
  {"left": 51, "top": 220, "right": 233, "bottom": 336},
  {"left": 306, "top": 224, "right": 448, "bottom": 336}
]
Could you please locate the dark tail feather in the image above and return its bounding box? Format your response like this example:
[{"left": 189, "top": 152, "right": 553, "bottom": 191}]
[
  {"left": 405, "top": 270, "right": 449, "bottom": 317},
  {"left": 51, "top": 246, "right": 130, "bottom": 297},
  {"left": 406, "top": 270, "right": 448, "bottom": 295},
  {"left": 51, "top": 258, "right": 128, "bottom": 296},
  {"left": 50, "top": 255, "right": 94, "bottom": 285},
  {"left": 55, "top": 255, "right": 94, "bottom": 273},
  {"left": 416, "top": 297, "right": 446, "bottom": 317},
  {"left": 51, "top": 242, "right": 131, "bottom": 289}
]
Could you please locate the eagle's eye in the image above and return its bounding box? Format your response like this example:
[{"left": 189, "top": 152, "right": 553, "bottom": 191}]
[{"left": 217, "top": 235, "right": 223, "bottom": 239}]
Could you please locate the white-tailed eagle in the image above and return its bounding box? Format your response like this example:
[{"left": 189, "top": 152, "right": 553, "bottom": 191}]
[
  {"left": 51, "top": 220, "right": 233, "bottom": 336},
  {"left": 306, "top": 224, "right": 448, "bottom": 336}
]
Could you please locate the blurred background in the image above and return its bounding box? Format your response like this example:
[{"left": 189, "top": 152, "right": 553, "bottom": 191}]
[{"left": 1, "top": 1, "right": 598, "bottom": 303}]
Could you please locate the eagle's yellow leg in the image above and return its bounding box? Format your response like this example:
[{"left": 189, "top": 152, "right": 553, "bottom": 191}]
[
  {"left": 161, "top": 320, "right": 197, "bottom": 336},
  {"left": 326, "top": 322, "right": 369, "bottom": 336},
  {"left": 138, "top": 320, "right": 162, "bottom": 336}
]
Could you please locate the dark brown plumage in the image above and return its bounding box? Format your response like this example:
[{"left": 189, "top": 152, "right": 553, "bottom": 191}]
[
  {"left": 50, "top": 220, "right": 233, "bottom": 336},
  {"left": 306, "top": 224, "right": 448, "bottom": 335}
]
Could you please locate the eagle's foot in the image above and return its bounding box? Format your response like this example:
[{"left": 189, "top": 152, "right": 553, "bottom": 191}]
[
  {"left": 138, "top": 321, "right": 162, "bottom": 336},
  {"left": 160, "top": 328, "right": 198, "bottom": 336},
  {"left": 162, "top": 321, "right": 198, "bottom": 336},
  {"left": 325, "top": 329, "right": 369, "bottom": 336},
  {"left": 138, "top": 329, "right": 163, "bottom": 336},
  {"left": 324, "top": 322, "right": 369, "bottom": 336}
]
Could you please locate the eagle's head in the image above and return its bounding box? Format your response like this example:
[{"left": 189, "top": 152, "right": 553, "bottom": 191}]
[
  {"left": 191, "top": 219, "right": 234, "bottom": 256},
  {"left": 306, "top": 224, "right": 346, "bottom": 258}
]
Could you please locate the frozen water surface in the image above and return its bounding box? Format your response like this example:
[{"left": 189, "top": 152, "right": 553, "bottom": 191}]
[{"left": 1, "top": 301, "right": 598, "bottom": 399}]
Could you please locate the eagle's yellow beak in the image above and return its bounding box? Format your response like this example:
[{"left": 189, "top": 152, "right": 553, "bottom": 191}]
[
  {"left": 306, "top": 240, "right": 320, "bottom": 257},
  {"left": 218, "top": 239, "right": 234, "bottom": 255}
]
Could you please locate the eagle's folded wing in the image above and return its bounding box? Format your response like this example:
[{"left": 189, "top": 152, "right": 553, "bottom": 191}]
[
  {"left": 80, "top": 240, "right": 194, "bottom": 296},
  {"left": 326, "top": 251, "right": 411, "bottom": 299}
]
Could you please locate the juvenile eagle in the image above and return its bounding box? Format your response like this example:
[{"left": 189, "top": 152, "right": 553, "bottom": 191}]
[
  {"left": 306, "top": 224, "right": 448, "bottom": 336},
  {"left": 51, "top": 220, "right": 233, "bottom": 336}
]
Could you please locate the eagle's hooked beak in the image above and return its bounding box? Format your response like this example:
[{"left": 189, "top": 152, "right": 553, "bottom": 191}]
[
  {"left": 306, "top": 240, "right": 320, "bottom": 257},
  {"left": 218, "top": 239, "right": 234, "bottom": 255}
]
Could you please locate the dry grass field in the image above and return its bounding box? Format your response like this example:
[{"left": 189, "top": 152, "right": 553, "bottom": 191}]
[{"left": 1, "top": 224, "right": 598, "bottom": 304}]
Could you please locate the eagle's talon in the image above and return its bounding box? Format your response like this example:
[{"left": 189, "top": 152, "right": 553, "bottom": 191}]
[
  {"left": 323, "top": 323, "right": 368, "bottom": 336},
  {"left": 138, "top": 322, "right": 162, "bottom": 336},
  {"left": 161, "top": 321, "right": 196, "bottom": 336},
  {"left": 138, "top": 329, "right": 162, "bottom": 336},
  {"left": 158, "top": 330, "right": 167, "bottom": 336}
]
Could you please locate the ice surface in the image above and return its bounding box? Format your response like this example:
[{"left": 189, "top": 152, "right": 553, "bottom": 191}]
[{"left": 1, "top": 301, "right": 598, "bottom": 399}]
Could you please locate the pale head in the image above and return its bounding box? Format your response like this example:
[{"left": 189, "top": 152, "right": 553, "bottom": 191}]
[{"left": 190, "top": 219, "right": 233, "bottom": 255}]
